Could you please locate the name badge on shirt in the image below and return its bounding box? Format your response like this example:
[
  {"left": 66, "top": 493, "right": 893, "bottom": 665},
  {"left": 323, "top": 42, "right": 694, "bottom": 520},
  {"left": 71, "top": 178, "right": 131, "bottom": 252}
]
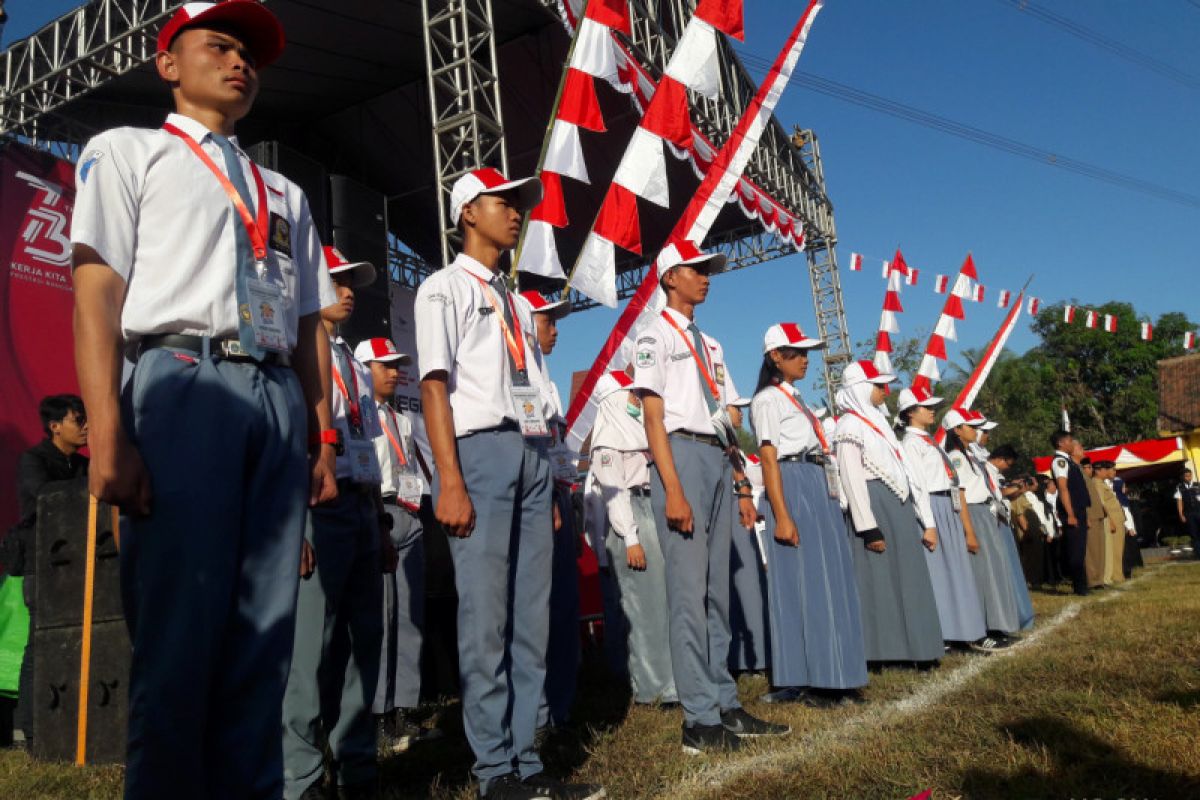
[
  {"left": 398, "top": 473, "right": 424, "bottom": 505},
  {"left": 245, "top": 277, "right": 288, "bottom": 353},
  {"left": 510, "top": 384, "right": 549, "bottom": 438},
  {"left": 347, "top": 438, "right": 379, "bottom": 484}
]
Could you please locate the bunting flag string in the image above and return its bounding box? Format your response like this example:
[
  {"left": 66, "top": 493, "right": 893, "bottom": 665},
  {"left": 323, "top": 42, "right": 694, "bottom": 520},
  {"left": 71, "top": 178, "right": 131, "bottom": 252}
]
[
  {"left": 1141, "top": 322, "right": 1153, "bottom": 341},
  {"left": 563, "top": 0, "right": 826, "bottom": 450},
  {"left": 997, "top": 289, "right": 1011, "bottom": 308}
]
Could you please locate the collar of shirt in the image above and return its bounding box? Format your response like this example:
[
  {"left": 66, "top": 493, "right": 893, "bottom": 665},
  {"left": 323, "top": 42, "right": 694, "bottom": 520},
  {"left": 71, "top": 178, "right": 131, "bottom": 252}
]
[
  {"left": 906, "top": 426, "right": 931, "bottom": 438},
  {"left": 165, "top": 112, "right": 244, "bottom": 152},
  {"left": 452, "top": 252, "right": 503, "bottom": 284},
  {"left": 662, "top": 306, "right": 694, "bottom": 331},
  {"left": 1054, "top": 450, "right": 1071, "bottom": 460}
]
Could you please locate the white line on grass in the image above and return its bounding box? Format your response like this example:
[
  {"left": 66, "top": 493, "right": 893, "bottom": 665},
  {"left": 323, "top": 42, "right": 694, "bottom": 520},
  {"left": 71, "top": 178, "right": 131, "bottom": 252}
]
[{"left": 657, "top": 564, "right": 1173, "bottom": 799}]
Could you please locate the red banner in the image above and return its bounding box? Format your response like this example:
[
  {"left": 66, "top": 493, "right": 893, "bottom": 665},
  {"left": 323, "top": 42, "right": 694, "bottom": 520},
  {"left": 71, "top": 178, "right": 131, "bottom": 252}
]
[{"left": 0, "top": 142, "right": 80, "bottom": 535}]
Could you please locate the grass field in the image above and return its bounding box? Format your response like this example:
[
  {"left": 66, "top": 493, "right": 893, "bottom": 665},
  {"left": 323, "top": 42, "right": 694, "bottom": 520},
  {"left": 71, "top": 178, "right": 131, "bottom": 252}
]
[{"left": 4, "top": 561, "right": 1199, "bottom": 799}]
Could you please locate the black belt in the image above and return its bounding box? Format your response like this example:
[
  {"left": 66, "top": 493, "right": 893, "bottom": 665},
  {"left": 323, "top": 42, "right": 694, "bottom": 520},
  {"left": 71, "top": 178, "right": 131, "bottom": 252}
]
[
  {"left": 780, "top": 451, "right": 830, "bottom": 466},
  {"left": 630, "top": 486, "right": 651, "bottom": 498},
  {"left": 930, "top": 490, "right": 952, "bottom": 497},
  {"left": 468, "top": 420, "right": 521, "bottom": 436},
  {"left": 671, "top": 430, "right": 723, "bottom": 448},
  {"left": 139, "top": 334, "right": 291, "bottom": 367}
]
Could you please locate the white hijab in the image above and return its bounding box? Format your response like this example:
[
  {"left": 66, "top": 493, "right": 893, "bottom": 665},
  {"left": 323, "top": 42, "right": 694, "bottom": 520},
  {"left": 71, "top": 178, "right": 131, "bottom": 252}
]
[{"left": 834, "top": 380, "right": 912, "bottom": 500}]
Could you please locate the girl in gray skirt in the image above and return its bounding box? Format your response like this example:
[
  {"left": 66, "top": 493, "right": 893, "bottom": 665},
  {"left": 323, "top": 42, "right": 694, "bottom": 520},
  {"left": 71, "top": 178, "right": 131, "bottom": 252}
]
[
  {"left": 833, "top": 362, "right": 944, "bottom": 666},
  {"left": 943, "top": 410, "right": 1023, "bottom": 642}
]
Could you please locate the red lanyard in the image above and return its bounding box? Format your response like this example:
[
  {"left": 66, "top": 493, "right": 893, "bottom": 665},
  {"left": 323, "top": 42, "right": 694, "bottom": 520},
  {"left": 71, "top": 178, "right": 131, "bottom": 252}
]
[
  {"left": 162, "top": 123, "right": 269, "bottom": 265},
  {"left": 330, "top": 345, "right": 362, "bottom": 429},
  {"left": 844, "top": 410, "right": 903, "bottom": 461},
  {"left": 469, "top": 273, "right": 527, "bottom": 373},
  {"left": 380, "top": 406, "right": 409, "bottom": 467},
  {"left": 914, "top": 431, "right": 956, "bottom": 483},
  {"left": 660, "top": 312, "right": 721, "bottom": 402},
  {"left": 773, "top": 384, "right": 829, "bottom": 453}
]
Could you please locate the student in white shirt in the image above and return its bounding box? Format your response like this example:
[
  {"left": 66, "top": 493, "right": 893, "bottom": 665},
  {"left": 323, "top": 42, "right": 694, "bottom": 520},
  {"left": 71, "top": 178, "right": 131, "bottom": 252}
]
[
  {"left": 896, "top": 389, "right": 991, "bottom": 652},
  {"left": 415, "top": 168, "right": 602, "bottom": 800},
  {"left": 943, "top": 410, "right": 1023, "bottom": 643},
  {"left": 355, "top": 337, "right": 428, "bottom": 752},
  {"left": 752, "top": 324, "right": 868, "bottom": 705},
  {"left": 70, "top": 4, "right": 337, "bottom": 793},
  {"left": 634, "top": 240, "right": 788, "bottom": 754},
  {"left": 590, "top": 369, "right": 677, "bottom": 705},
  {"left": 832, "top": 362, "right": 943, "bottom": 666}
]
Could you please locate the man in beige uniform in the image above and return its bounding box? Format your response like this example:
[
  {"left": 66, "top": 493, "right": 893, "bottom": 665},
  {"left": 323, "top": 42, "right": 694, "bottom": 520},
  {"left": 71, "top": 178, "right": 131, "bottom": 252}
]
[{"left": 1095, "top": 461, "right": 1126, "bottom": 586}]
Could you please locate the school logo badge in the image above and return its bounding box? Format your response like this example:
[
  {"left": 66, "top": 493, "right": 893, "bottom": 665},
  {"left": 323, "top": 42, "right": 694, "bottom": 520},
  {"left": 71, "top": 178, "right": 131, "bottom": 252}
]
[
  {"left": 636, "top": 349, "right": 655, "bottom": 368},
  {"left": 715, "top": 364, "right": 726, "bottom": 384},
  {"left": 239, "top": 303, "right": 252, "bottom": 322},
  {"left": 269, "top": 212, "right": 293, "bottom": 256}
]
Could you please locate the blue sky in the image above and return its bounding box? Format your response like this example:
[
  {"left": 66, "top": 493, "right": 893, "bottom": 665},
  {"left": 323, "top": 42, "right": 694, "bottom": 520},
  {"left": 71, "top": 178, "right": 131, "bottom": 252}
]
[{"left": 6, "top": 0, "right": 1199, "bottom": 403}]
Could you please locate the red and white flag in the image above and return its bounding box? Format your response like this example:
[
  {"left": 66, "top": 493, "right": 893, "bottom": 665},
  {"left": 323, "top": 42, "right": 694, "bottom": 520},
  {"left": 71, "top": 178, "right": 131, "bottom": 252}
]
[
  {"left": 933, "top": 274, "right": 949, "bottom": 294},
  {"left": 905, "top": 267, "right": 919, "bottom": 286},
  {"left": 880, "top": 259, "right": 890, "bottom": 279},
  {"left": 971, "top": 284, "right": 985, "bottom": 303},
  {"left": 874, "top": 249, "right": 909, "bottom": 374},
  {"left": 1140, "top": 322, "right": 1153, "bottom": 341},
  {"left": 997, "top": 289, "right": 1011, "bottom": 308},
  {"left": 1027, "top": 297, "right": 1040, "bottom": 316},
  {"left": 1085, "top": 310, "right": 1098, "bottom": 329},
  {"left": 849, "top": 252, "right": 863, "bottom": 272},
  {"left": 564, "top": 0, "right": 825, "bottom": 450},
  {"left": 914, "top": 253, "right": 976, "bottom": 391},
  {"left": 1186, "top": 332, "right": 1196, "bottom": 350},
  {"left": 570, "top": 0, "right": 747, "bottom": 306},
  {"left": 1064, "top": 305, "right": 1076, "bottom": 324},
  {"left": 1103, "top": 314, "right": 1117, "bottom": 333}
]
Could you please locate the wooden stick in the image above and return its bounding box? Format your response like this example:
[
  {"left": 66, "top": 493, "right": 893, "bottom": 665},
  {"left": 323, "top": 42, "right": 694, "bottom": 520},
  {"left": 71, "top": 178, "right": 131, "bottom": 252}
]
[{"left": 75, "top": 494, "right": 99, "bottom": 766}]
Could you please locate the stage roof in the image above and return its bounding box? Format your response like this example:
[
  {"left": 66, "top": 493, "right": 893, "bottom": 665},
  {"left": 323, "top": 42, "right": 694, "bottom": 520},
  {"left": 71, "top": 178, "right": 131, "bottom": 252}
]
[{"left": 4, "top": 0, "right": 818, "bottom": 276}]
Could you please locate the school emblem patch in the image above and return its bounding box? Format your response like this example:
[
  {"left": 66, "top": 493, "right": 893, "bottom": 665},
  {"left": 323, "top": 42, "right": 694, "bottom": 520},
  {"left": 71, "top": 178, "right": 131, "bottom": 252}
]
[
  {"left": 636, "top": 349, "right": 655, "bottom": 368},
  {"left": 600, "top": 453, "right": 612, "bottom": 466},
  {"left": 269, "top": 212, "right": 292, "bottom": 256},
  {"left": 715, "top": 364, "right": 726, "bottom": 384}
]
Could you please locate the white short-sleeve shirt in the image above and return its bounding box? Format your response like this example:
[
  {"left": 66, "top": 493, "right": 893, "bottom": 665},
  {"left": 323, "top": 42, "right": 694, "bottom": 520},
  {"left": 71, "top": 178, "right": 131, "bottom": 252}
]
[
  {"left": 902, "top": 428, "right": 957, "bottom": 493},
  {"left": 632, "top": 307, "right": 736, "bottom": 435},
  {"left": 590, "top": 374, "right": 648, "bottom": 452},
  {"left": 375, "top": 403, "right": 423, "bottom": 499},
  {"left": 750, "top": 383, "right": 824, "bottom": 458},
  {"left": 70, "top": 113, "right": 336, "bottom": 348},
  {"left": 414, "top": 253, "right": 553, "bottom": 436},
  {"left": 949, "top": 449, "right": 990, "bottom": 504},
  {"left": 1050, "top": 451, "right": 1072, "bottom": 481}
]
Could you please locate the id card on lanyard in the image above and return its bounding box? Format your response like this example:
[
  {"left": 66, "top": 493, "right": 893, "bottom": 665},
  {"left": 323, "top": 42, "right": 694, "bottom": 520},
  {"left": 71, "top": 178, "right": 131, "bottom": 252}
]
[
  {"left": 382, "top": 407, "right": 425, "bottom": 505},
  {"left": 471, "top": 274, "right": 549, "bottom": 437},
  {"left": 331, "top": 348, "right": 378, "bottom": 484},
  {"left": 773, "top": 383, "right": 839, "bottom": 500},
  {"left": 660, "top": 312, "right": 735, "bottom": 449},
  {"left": 162, "top": 123, "right": 288, "bottom": 353}
]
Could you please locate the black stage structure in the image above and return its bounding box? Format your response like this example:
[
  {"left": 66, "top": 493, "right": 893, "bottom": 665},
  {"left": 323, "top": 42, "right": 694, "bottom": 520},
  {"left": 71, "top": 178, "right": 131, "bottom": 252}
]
[{"left": 0, "top": 0, "right": 854, "bottom": 401}]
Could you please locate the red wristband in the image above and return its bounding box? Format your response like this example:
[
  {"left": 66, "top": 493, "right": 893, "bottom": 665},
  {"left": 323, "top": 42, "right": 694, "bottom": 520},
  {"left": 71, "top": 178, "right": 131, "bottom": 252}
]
[{"left": 309, "top": 429, "right": 339, "bottom": 447}]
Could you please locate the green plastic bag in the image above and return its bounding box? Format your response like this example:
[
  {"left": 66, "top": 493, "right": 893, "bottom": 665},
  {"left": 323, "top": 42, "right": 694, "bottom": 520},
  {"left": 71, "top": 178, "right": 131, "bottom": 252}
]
[{"left": 0, "top": 575, "right": 30, "bottom": 697}]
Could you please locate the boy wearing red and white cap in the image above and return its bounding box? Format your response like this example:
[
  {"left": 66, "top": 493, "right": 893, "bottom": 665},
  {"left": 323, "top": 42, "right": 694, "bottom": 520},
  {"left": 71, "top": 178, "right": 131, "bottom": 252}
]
[
  {"left": 415, "top": 170, "right": 602, "bottom": 800},
  {"left": 70, "top": 2, "right": 337, "bottom": 794},
  {"left": 633, "top": 239, "right": 788, "bottom": 754},
  {"left": 354, "top": 337, "right": 430, "bottom": 752},
  {"left": 282, "top": 248, "right": 397, "bottom": 799}
]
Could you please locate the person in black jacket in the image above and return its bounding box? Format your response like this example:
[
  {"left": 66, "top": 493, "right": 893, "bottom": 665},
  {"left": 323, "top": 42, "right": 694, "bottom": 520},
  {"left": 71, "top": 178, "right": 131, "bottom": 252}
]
[{"left": 5, "top": 394, "right": 88, "bottom": 748}]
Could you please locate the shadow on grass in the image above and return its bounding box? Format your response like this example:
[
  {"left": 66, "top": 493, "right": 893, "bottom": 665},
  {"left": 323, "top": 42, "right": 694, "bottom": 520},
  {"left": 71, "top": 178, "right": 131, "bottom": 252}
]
[
  {"left": 379, "top": 654, "right": 632, "bottom": 799},
  {"left": 961, "top": 715, "right": 1200, "bottom": 799},
  {"left": 1156, "top": 688, "right": 1200, "bottom": 709}
]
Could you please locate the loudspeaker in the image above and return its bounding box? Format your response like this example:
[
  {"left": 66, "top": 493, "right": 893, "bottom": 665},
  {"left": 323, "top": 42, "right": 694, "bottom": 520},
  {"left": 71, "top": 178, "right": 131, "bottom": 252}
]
[
  {"left": 32, "top": 620, "right": 130, "bottom": 764},
  {"left": 245, "top": 140, "right": 330, "bottom": 241},
  {"left": 35, "top": 483, "right": 122, "bottom": 629},
  {"left": 330, "top": 175, "right": 391, "bottom": 345}
]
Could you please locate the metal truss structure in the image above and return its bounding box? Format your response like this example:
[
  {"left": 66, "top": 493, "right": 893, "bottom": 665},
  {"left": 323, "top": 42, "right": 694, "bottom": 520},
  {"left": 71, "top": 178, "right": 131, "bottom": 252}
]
[
  {"left": 3, "top": 0, "right": 852, "bottom": 403},
  {"left": 422, "top": 0, "right": 510, "bottom": 268},
  {"left": 0, "top": 0, "right": 181, "bottom": 146}
]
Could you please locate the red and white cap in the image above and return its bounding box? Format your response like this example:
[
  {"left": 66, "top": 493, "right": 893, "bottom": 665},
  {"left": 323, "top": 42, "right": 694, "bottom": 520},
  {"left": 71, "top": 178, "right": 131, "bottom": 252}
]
[
  {"left": 353, "top": 337, "right": 412, "bottom": 366},
  {"left": 655, "top": 239, "right": 727, "bottom": 280},
  {"left": 323, "top": 246, "right": 377, "bottom": 288},
  {"left": 157, "top": 2, "right": 286, "bottom": 68},
  {"left": 841, "top": 360, "right": 896, "bottom": 387},
  {"left": 519, "top": 290, "right": 571, "bottom": 321},
  {"left": 730, "top": 395, "right": 751, "bottom": 408},
  {"left": 979, "top": 417, "right": 999, "bottom": 431},
  {"left": 449, "top": 168, "right": 542, "bottom": 226},
  {"left": 942, "top": 407, "right": 985, "bottom": 430},
  {"left": 896, "top": 385, "right": 943, "bottom": 413},
  {"left": 762, "top": 322, "right": 824, "bottom": 353}
]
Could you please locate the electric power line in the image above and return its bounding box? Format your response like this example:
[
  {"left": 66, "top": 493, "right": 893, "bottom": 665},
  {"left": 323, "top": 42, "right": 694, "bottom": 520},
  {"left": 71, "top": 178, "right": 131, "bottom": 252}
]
[
  {"left": 995, "top": 0, "right": 1200, "bottom": 90},
  {"left": 735, "top": 53, "right": 1200, "bottom": 210}
]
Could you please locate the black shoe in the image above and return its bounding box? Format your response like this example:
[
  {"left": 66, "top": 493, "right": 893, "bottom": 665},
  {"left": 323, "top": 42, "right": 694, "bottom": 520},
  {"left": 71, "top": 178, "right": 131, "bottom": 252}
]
[
  {"left": 483, "top": 774, "right": 551, "bottom": 800},
  {"left": 970, "top": 636, "right": 1011, "bottom": 653},
  {"left": 523, "top": 773, "right": 607, "bottom": 800},
  {"left": 681, "top": 722, "right": 742, "bottom": 755},
  {"left": 760, "top": 686, "right": 806, "bottom": 704},
  {"left": 720, "top": 707, "right": 790, "bottom": 737}
]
